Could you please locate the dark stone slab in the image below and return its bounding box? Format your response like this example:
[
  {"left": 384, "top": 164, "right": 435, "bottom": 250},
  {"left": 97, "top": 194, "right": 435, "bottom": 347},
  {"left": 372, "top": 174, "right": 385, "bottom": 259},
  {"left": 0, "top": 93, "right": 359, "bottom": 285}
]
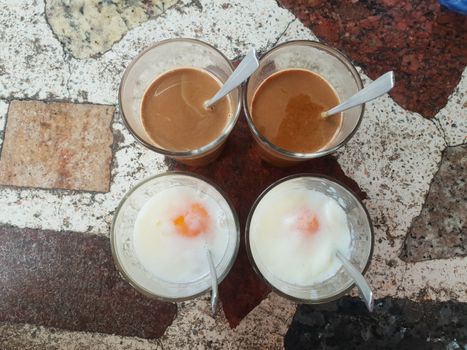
[
  {"left": 0, "top": 225, "right": 176, "bottom": 339},
  {"left": 278, "top": 0, "right": 467, "bottom": 118},
  {"left": 401, "top": 145, "right": 466, "bottom": 262},
  {"left": 167, "top": 115, "right": 366, "bottom": 327},
  {"left": 285, "top": 296, "right": 467, "bottom": 350}
]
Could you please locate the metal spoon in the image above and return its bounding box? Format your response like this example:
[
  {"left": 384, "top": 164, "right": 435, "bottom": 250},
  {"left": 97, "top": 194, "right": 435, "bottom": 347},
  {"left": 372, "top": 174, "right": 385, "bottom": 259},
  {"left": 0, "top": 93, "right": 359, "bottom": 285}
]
[
  {"left": 336, "top": 249, "right": 374, "bottom": 312},
  {"left": 204, "top": 48, "right": 259, "bottom": 109},
  {"left": 206, "top": 248, "right": 218, "bottom": 315},
  {"left": 322, "top": 71, "right": 395, "bottom": 118}
]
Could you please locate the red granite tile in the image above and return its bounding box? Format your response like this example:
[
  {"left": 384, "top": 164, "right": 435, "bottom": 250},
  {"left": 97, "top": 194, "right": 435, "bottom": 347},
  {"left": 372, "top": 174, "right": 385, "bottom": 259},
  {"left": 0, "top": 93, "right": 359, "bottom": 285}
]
[
  {"left": 166, "top": 115, "right": 366, "bottom": 327},
  {"left": 0, "top": 225, "right": 176, "bottom": 339},
  {"left": 278, "top": 0, "right": 467, "bottom": 118}
]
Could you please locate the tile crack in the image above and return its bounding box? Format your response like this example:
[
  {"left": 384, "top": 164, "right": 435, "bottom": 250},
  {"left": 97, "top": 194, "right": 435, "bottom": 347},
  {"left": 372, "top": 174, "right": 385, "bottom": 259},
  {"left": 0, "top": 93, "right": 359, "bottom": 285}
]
[
  {"left": 430, "top": 118, "right": 449, "bottom": 148},
  {"left": 270, "top": 18, "right": 295, "bottom": 49}
]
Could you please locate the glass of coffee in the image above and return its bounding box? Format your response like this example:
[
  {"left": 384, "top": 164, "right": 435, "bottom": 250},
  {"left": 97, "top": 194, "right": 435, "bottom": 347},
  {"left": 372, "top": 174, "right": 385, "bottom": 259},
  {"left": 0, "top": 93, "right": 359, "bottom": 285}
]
[
  {"left": 244, "top": 41, "right": 364, "bottom": 167},
  {"left": 119, "top": 38, "right": 242, "bottom": 166},
  {"left": 246, "top": 174, "right": 373, "bottom": 303}
]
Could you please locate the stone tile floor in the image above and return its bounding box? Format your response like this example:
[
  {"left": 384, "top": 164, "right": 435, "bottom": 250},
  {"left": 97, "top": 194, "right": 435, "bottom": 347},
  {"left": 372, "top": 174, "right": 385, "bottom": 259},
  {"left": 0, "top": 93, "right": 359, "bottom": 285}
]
[{"left": 0, "top": 0, "right": 465, "bottom": 349}]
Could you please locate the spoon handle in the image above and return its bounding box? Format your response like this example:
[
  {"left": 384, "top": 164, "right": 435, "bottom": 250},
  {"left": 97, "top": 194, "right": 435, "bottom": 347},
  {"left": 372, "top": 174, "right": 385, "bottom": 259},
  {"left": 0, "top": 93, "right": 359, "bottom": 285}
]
[
  {"left": 336, "top": 250, "right": 374, "bottom": 312},
  {"left": 205, "top": 48, "right": 259, "bottom": 108},
  {"left": 324, "top": 71, "right": 395, "bottom": 117},
  {"left": 206, "top": 248, "right": 218, "bottom": 315}
]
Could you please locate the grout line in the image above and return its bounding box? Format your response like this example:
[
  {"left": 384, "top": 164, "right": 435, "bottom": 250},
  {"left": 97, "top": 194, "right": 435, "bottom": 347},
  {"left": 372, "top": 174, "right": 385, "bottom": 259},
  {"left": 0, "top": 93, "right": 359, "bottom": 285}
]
[{"left": 0, "top": 96, "right": 116, "bottom": 107}]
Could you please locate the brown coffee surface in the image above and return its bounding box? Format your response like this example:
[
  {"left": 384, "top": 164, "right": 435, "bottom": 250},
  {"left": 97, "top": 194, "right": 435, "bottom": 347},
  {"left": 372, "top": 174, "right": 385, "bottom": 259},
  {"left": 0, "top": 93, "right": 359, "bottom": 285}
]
[
  {"left": 141, "top": 68, "right": 231, "bottom": 151},
  {"left": 251, "top": 69, "right": 342, "bottom": 153}
]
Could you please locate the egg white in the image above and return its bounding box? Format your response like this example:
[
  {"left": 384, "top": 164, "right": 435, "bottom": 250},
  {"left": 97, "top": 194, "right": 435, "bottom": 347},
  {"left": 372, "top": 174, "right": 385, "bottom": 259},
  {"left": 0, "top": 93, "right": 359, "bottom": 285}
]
[
  {"left": 134, "top": 187, "right": 229, "bottom": 283},
  {"left": 250, "top": 188, "right": 351, "bottom": 286}
]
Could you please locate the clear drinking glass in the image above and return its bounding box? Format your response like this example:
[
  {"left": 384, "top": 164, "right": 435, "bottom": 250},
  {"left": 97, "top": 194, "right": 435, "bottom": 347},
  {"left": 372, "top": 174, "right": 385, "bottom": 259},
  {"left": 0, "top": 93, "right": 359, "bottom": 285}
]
[
  {"left": 119, "top": 38, "right": 242, "bottom": 166},
  {"left": 246, "top": 174, "right": 373, "bottom": 303},
  {"left": 244, "top": 40, "right": 364, "bottom": 167},
  {"left": 111, "top": 172, "right": 240, "bottom": 301}
]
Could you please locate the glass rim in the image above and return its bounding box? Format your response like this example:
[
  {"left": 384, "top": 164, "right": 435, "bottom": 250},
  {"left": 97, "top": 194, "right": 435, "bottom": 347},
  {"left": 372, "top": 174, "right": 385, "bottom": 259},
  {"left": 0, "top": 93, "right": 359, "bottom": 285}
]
[
  {"left": 110, "top": 171, "right": 241, "bottom": 302},
  {"left": 118, "top": 38, "right": 242, "bottom": 159},
  {"left": 243, "top": 40, "right": 365, "bottom": 160},
  {"left": 245, "top": 173, "right": 374, "bottom": 304}
]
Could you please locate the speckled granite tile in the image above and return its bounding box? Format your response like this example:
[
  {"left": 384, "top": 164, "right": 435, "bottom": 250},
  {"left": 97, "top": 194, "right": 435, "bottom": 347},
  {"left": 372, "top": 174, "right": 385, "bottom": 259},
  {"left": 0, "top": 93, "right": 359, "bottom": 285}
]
[
  {"left": 401, "top": 145, "right": 466, "bottom": 262},
  {"left": 159, "top": 292, "right": 295, "bottom": 349},
  {"left": 400, "top": 258, "right": 467, "bottom": 302},
  {"left": 278, "top": 0, "right": 467, "bottom": 119},
  {"left": 285, "top": 297, "right": 467, "bottom": 349},
  {"left": 0, "top": 225, "right": 176, "bottom": 338},
  {"left": 0, "top": 100, "right": 114, "bottom": 192},
  {"left": 45, "top": 0, "right": 179, "bottom": 59},
  {"left": 0, "top": 323, "right": 163, "bottom": 350},
  {"left": 0, "top": 1, "right": 69, "bottom": 100},
  {"left": 168, "top": 115, "right": 367, "bottom": 327},
  {"left": 434, "top": 68, "right": 467, "bottom": 146}
]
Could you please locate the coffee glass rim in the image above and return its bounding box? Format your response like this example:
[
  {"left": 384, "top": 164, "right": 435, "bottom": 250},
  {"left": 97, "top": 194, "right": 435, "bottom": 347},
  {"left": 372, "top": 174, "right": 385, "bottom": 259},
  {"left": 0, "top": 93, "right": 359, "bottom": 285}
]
[
  {"left": 110, "top": 171, "right": 241, "bottom": 302},
  {"left": 118, "top": 38, "right": 242, "bottom": 159},
  {"left": 245, "top": 173, "right": 374, "bottom": 304},
  {"left": 243, "top": 40, "right": 365, "bottom": 160}
]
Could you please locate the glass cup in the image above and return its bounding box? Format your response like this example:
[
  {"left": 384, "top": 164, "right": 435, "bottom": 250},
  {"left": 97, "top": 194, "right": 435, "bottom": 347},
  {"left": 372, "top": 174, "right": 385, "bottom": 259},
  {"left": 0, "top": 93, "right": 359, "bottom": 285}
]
[
  {"left": 119, "top": 38, "right": 242, "bottom": 166},
  {"left": 246, "top": 174, "right": 373, "bottom": 303},
  {"left": 111, "top": 172, "right": 240, "bottom": 301},
  {"left": 244, "top": 40, "right": 364, "bottom": 167}
]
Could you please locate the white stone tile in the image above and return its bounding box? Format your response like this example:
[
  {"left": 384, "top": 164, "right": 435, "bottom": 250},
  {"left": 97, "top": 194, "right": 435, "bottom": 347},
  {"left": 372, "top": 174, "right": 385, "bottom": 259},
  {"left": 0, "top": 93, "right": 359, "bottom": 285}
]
[
  {"left": 401, "top": 257, "right": 467, "bottom": 301},
  {"left": 0, "top": 1, "right": 69, "bottom": 100},
  {"left": 434, "top": 67, "right": 467, "bottom": 146}
]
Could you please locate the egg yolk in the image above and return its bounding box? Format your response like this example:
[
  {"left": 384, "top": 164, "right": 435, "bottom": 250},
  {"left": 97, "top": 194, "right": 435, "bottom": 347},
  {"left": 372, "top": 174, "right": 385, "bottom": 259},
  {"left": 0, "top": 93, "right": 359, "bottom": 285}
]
[
  {"left": 173, "top": 203, "right": 210, "bottom": 237},
  {"left": 296, "top": 209, "right": 320, "bottom": 235}
]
